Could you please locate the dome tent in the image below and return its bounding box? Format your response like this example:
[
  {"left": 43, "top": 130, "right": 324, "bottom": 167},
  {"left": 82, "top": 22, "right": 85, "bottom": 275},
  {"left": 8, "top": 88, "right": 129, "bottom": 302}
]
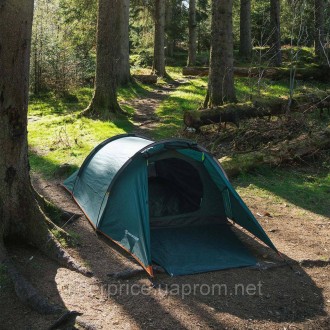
[{"left": 63, "top": 134, "right": 277, "bottom": 276}]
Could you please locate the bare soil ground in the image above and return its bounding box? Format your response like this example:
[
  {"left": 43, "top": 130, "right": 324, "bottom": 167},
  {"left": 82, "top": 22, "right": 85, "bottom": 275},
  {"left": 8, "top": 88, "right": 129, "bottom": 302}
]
[
  {"left": 0, "top": 170, "right": 329, "bottom": 330},
  {"left": 1, "top": 81, "right": 329, "bottom": 329}
]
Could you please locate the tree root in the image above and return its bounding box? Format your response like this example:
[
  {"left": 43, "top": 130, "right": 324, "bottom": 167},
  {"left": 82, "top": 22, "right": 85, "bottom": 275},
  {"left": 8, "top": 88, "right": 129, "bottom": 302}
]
[
  {"left": 34, "top": 190, "right": 81, "bottom": 224},
  {"left": 0, "top": 245, "right": 61, "bottom": 314},
  {"left": 34, "top": 229, "right": 93, "bottom": 277},
  {"left": 0, "top": 184, "right": 91, "bottom": 314},
  {"left": 0, "top": 209, "right": 91, "bottom": 316},
  {"left": 33, "top": 191, "right": 82, "bottom": 248},
  {"left": 27, "top": 191, "right": 93, "bottom": 277},
  {"left": 48, "top": 312, "right": 99, "bottom": 330},
  {"left": 48, "top": 310, "right": 82, "bottom": 329},
  {"left": 80, "top": 101, "right": 127, "bottom": 120}
]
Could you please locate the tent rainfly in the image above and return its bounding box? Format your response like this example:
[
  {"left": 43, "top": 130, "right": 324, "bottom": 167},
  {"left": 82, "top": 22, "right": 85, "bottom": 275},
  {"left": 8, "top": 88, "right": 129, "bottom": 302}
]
[{"left": 63, "top": 134, "right": 277, "bottom": 276}]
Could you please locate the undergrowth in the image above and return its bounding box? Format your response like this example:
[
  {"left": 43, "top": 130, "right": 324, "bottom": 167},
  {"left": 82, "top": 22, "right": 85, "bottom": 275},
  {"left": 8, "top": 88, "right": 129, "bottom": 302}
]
[{"left": 28, "top": 65, "right": 329, "bottom": 220}]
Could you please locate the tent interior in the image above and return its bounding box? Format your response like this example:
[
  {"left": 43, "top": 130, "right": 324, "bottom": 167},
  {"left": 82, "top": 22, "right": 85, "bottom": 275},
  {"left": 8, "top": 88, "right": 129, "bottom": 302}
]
[{"left": 147, "top": 151, "right": 256, "bottom": 276}]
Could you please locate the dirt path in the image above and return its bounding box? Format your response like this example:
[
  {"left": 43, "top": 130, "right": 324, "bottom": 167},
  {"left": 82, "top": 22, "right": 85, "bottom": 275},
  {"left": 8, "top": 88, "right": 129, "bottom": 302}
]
[
  {"left": 0, "top": 172, "right": 329, "bottom": 330},
  {"left": 121, "top": 79, "right": 185, "bottom": 136}
]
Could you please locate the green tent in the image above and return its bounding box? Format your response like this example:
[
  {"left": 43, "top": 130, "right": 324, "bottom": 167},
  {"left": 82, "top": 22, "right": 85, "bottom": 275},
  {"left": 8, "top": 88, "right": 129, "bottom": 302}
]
[{"left": 63, "top": 134, "right": 277, "bottom": 276}]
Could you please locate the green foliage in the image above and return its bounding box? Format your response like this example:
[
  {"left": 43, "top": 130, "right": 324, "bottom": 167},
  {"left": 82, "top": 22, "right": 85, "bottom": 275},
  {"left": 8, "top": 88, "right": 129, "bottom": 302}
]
[
  {"left": 28, "top": 65, "right": 329, "bottom": 177},
  {"left": 129, "top": 5, "right": 154, "bottom": 68},
  {"left": 281, "top": 0, "right": 314, "bottom": 46},
  {"left": 165, "top": 0, "right": 189, "bottom": 46},
  {"left": 195, "top": 0, "right": 211, "bottom": 53},
  {"left": 30, "top": 0, "right": 96, "bottom": 94},
  {"left": 130, "top": 51, "right": 154, "bottom": 68},
  {"left": 29, "top": 0, "right": 330, "bottom": 94},
  {"left": 250, "top": 0, "right": 271, "bottom": 48}
]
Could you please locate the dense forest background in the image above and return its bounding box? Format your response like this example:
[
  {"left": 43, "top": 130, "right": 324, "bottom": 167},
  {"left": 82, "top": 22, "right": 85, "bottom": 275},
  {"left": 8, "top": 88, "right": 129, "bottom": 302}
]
[{"left": 30, "top": 0, "right": 330, "bottom": 95}]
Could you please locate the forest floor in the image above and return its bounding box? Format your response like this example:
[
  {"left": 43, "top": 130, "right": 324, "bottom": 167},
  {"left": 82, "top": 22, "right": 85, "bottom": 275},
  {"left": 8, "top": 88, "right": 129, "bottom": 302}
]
[
  {"left": 0, "top": 67, "right": 329, "bottom": 329},
  {"left": 0, "top": 171, "right": 329, "bottom": 330}
]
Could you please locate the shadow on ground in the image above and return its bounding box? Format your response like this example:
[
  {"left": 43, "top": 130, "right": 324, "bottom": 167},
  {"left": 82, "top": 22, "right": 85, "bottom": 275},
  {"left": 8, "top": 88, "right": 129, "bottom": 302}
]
[{"left": 1, "top": 175, "right": 327, "bottom": 329}]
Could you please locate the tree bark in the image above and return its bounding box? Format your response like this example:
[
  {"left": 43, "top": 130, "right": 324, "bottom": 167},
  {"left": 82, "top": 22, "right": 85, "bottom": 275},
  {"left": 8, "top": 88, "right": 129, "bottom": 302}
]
[
  {"left": 153, "top": 0, "right": 166, "bottom": 77},
  {"left": 314, "top": 0, "right": 327, "bottom": 64},
  {"left": 83, "top": 0, "right": 123, "bottom": 118},
  {"left": 239, "top": 0, "right": 252, "bottom": 60},
  {"left": 270, "top": 0, "right": 282, "bottom": 66},
  {"left": 116, "top": 0, "right": 131, "bottom": 85},
  {"left": 0, "top": 0, "right": 90, "bottom": 313},
  {"left": 205, "top": 0, "right": 236, "bottom": 107},
  {"left": 165, "top": 0, "right": 174, "bottom": 57},
  {"left": 0, "top": 0, "right": 37, "bottom": 241},
  {"left": 184, "top": 93, "right": 330, "bottom": 129},
  {"left": 187, "top": 0, "right": 197, "bottom": 66}
]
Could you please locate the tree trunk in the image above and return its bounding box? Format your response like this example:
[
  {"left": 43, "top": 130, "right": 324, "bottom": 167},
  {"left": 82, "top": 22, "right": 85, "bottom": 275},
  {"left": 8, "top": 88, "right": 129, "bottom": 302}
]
[
  {"left": 0, "top": 0, "right": 37, "bottom": 242},
  {"left": 83, "top": 0, "right": 122, "bottom": 118},
  {"left": 314, "top": 0, "right": 327, "bottom": 64},
  {"left": 153, "top": 0, "right": 166, "bottom": 77},
  {"left": 187, "top": 0, "right": 197, "bottom": 66},
  {"left": 0, "top": 0, "right": 90, "bottom": 313},
  {"left": 270, "top": 0, "right": 282, "bottom": 66},
  {"left": 116, "top": 0, "right": 131, "bottom": 85},
  {"left": 239, "top": 0, "right": 252, "bottom": 60},
  {"left": 205, "top": 0, "right": 236, "bottom": 107},
  {"left": 165, "top": 0, "right": 174, "bottom": 57}
]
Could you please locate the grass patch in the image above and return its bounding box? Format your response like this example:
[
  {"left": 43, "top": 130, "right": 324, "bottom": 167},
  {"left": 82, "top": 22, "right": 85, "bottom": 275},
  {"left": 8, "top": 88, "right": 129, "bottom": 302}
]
[
  {"left": 152, "top": 69, "right": 207, "bottom": 138},
  {"left": 28, "top": 65, "right": 328, "bottom": 177},
  {"left": 28, "top": 86, "right": 142, "bottom": 177},
  {"left": 233, "top": 167, "right": 330, "bottom": 218},
  {"left": 51, "top": 228, "right": 80, "bottom": 248}
]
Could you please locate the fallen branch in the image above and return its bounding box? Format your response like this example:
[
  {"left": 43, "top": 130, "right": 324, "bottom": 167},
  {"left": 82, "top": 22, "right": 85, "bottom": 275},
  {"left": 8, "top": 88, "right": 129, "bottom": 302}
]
[
  {"left": 0, "top": 246, "right": 60, "bottom": 314},
  {"left": 184, "top": 93, "right": 330, "bottom": 130},
  {"left": 183, "top": 66, "right": 330, "bottom": 82},
  {"left": 133, "top": 74, "right": 157, "bottom": 84},
  {"left": 299, "top": 259, "right": 330, "bottom": 268},
  {"left": 182, "top": 67, "right": 209, "bottom": 76}
]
